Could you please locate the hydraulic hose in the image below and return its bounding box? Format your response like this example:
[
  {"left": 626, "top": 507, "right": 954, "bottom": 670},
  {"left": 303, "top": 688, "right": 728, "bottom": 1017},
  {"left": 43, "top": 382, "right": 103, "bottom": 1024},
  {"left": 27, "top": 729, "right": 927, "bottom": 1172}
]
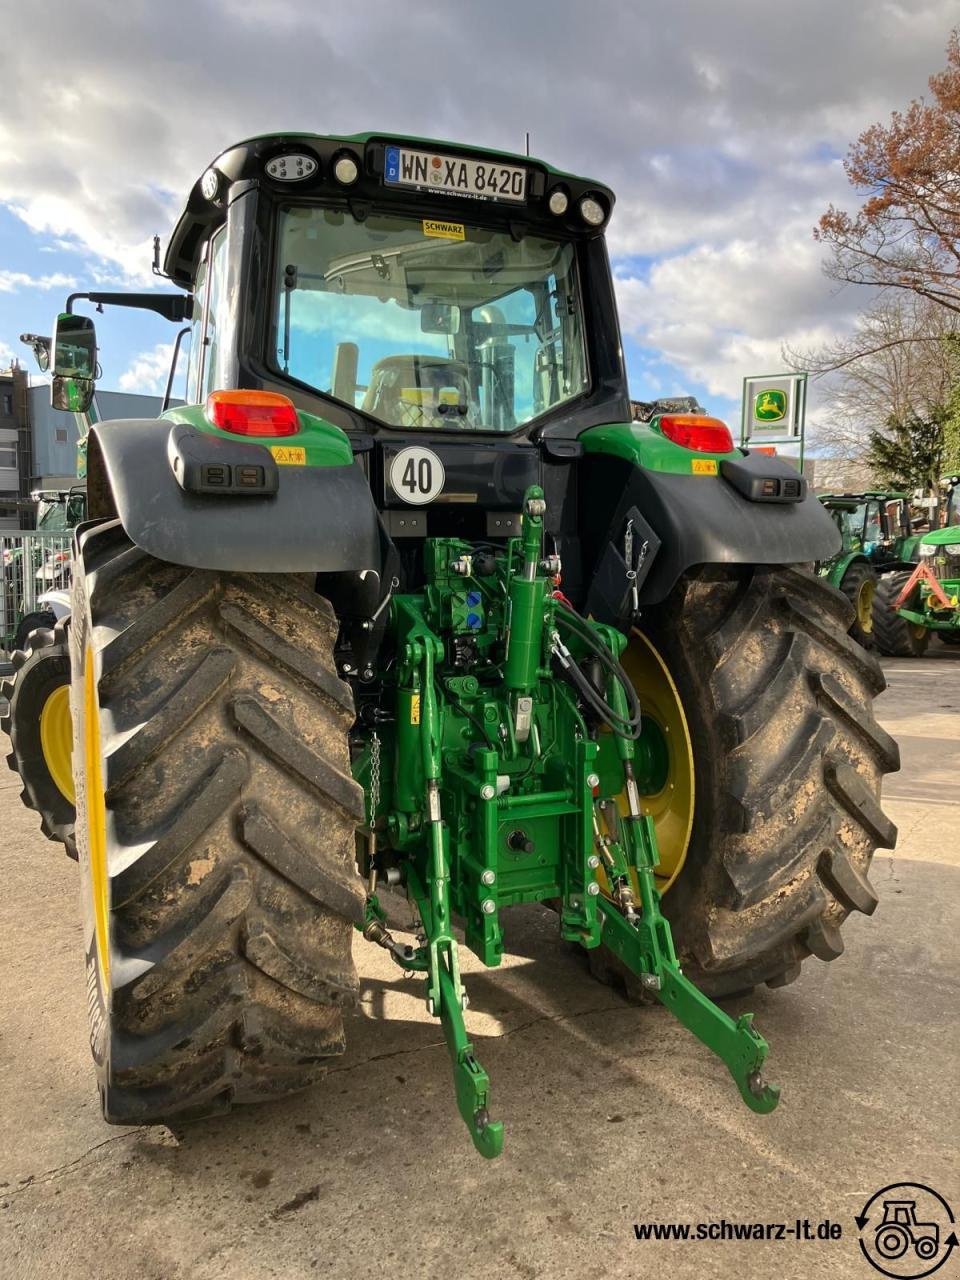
[{"left": 552, "top": 603, "right": 642, "bottom": 739}]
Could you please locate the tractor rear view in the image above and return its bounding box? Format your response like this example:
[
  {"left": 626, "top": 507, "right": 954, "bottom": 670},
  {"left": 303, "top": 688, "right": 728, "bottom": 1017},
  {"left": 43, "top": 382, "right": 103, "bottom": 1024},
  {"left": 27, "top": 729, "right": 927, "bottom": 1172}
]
[
  {"left": 816, "top": 491, "right": 916, "bottom": 648},
  {"left": 7, "top": 133, "right": 898, "bottom": 1155},
  {"left": 874, "top": 476, "right": 960, "bottom": 655}
]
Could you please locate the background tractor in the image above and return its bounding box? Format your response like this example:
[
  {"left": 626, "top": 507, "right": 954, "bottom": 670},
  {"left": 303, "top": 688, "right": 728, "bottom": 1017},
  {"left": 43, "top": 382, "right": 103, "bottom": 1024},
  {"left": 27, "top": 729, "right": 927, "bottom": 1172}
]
[
  {"left": 816, "top": 491, "right": 917, "bottom": 647},
  {"left": 874, "top": 476, "right": 960, "bottom": 656},
  {"left": 2, "top": 359, "right": 90, "bottom": 861},
  {"left": 4, "top": 132, "right": 898, "bottom": 1155}
]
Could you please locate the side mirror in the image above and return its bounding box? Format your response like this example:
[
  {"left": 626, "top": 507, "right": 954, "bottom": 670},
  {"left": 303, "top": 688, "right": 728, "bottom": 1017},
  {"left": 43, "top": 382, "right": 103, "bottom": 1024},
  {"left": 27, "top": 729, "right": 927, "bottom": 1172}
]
[
  {"left": 51, "top": 313, "right": 97, "bottom": 414},
  {"left": 53, "top": 312, "right": 97, "bottom": 378},
  {"left": 51, "top": 375, "right": 95, "bottom": 414},
  {"left": 421, "top": 303, "right": 460, "bottom": 335},
  {"left": 52, "top": 312, "right": 97, "bottom": 376}
]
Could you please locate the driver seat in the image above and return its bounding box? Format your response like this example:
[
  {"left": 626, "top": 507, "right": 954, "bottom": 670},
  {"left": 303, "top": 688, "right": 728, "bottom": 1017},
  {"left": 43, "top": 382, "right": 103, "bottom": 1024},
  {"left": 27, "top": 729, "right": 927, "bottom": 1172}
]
[{"left": 361, "top": 355, "right": 475, "bottom": 427}]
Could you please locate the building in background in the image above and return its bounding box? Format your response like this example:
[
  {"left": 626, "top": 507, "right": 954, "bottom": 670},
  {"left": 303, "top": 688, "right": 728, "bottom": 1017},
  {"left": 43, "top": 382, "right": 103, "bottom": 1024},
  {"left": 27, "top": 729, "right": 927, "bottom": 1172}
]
[
  {"left": 0, "top": 367, "right": 31, "bottom": 529},
  {"left": 29, "top": 387, "right": 168, "bottom": 490},
  {"left": 0, "top": 363, "right": 167, "bottom": 527}
]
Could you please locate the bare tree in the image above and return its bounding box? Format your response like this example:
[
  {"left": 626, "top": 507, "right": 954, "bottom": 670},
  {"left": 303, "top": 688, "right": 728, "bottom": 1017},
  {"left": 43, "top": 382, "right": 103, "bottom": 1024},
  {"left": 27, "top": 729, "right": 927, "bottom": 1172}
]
[{"left": 786, "top": 295, "right": 955, "bottom": 458}]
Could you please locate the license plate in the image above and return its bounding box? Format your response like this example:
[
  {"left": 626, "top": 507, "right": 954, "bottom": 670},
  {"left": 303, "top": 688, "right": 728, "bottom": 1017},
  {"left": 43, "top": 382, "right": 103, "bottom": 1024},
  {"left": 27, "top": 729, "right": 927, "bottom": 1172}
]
[{"left": 384, "top": 146, "right": 527, "bottom": 203}]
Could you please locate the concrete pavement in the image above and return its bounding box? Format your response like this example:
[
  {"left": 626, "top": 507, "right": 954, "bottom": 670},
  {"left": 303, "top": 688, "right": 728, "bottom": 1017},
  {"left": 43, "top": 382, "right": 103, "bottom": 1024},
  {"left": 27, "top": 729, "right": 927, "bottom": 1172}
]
[{"left": 0, "top": 649, "right": 957, "bottom": 1280}]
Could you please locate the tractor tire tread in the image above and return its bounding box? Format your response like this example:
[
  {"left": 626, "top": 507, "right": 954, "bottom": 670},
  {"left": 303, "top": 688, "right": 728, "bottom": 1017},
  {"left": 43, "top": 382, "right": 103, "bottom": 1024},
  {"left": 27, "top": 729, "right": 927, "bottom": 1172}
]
[
  {"left": 872, "top": 570, "right": 930, "bottom": 657},
  {"left": 73, "top": 519, "right": 364, "bottom": 1125},
  {"left": 593, "top": 565, "right": 898, "bottom": 999},
  {"left": 3, "top": 620, "right": 76, "bottom": 858}
]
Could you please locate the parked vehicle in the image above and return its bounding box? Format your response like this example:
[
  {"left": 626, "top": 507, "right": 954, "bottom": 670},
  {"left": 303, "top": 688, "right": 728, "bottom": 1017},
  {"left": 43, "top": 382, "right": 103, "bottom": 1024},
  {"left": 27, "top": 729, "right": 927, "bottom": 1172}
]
[
  {"left": 4, "top": 131, "right": 897, "bottom": 1156},
  {"left": 816, "top": 492, "right": 916, "bottom": 647},
  {"left": 875, "top": 476, "right": 960, "bottom": 654}
]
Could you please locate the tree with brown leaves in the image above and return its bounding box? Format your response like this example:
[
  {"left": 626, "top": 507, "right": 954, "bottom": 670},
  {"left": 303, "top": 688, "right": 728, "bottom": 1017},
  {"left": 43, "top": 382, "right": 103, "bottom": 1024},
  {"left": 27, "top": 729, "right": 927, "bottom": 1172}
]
[{"left": 817, "top": 30, "right": 960, "bottom": 319}]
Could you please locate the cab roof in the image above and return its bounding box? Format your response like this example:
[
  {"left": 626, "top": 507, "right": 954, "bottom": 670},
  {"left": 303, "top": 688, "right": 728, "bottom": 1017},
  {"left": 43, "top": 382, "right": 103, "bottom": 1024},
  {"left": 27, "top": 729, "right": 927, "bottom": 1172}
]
[{"left": 164, "top": 132, "right": 616, "bottom": 287}]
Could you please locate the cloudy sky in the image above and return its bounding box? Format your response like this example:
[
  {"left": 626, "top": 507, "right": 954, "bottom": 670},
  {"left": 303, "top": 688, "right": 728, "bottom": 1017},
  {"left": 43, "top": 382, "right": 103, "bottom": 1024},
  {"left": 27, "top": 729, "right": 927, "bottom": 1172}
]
[{"left": 0, "top": 0, "right": 956, "bottom": 431}]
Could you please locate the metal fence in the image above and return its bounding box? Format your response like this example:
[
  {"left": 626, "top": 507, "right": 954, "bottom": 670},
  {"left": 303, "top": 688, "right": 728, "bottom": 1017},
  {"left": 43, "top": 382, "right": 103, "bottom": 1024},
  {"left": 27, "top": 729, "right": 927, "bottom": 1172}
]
[{"left": 1, "top": 532, "right": 73, "bottom": 651}]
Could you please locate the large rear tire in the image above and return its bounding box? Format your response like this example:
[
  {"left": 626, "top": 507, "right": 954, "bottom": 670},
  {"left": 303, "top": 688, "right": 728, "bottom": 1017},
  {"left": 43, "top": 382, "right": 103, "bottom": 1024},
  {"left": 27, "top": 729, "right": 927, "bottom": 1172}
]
[
  {"left": 591, "top": 566, "right": 899, "bottom": 997},
  {"left": 872, "top": 570, "right": 930, "bottom": 657},
  {"left": 71, "top": 520, "right": 365, "bottom": 1124},
  {"left": 838, "top": 561, "right": 876, "bottom": 648},
  {"left": 1, "top": 622, "right": 76, "bottom": 858},
  {"left": 14, "top": 609, "right": 57, "bottom": 652}
]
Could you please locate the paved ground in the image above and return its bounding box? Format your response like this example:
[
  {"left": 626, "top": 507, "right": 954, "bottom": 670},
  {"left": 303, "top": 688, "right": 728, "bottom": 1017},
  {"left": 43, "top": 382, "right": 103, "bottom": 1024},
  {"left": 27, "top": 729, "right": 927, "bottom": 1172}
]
[{"left": 0, "top": 650, "right": 958, "bottom": 1280}]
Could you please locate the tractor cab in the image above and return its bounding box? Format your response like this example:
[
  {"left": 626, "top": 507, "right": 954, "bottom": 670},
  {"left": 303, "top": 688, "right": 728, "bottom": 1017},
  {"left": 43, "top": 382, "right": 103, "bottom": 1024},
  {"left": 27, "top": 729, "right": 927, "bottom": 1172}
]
[
  {"left": 50, "top": 133, "right": 823, "bottom": 610},
  {"left": 821, "top": 495, "right": 868, "bottom": 553},
  {"left": 34, "top": 488, "right": 87, "bottom": 533},
  {"left": 819, "top": 491, "right": 911, "bottom": 559},
  {"left": 916, "top": 475, "right": 960, "bottom": 560},
  {"left": 943, "top": 474, "right": 960, "bottom": 528},
  {"left": 163, "top": 135, "right": 626, "bottom": 444}
]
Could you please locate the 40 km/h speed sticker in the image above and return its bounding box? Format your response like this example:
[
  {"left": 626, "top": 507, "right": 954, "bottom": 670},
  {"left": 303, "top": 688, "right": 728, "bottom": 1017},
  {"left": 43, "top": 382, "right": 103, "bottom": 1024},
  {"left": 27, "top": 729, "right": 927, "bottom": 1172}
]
[{"left": 389, "top": 446, "right": 445, "bottom": 505}]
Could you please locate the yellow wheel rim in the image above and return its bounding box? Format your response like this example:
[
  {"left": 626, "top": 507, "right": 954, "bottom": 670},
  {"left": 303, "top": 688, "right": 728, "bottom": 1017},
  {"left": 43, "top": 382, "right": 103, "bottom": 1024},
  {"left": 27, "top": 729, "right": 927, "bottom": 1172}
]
[
  {"left": 911, "top": 623, "right": 928, "bottom": 641},
  {"left": 83, "top": 647, "right": 110, "bottom": 990},
  {"left": 603, "top": 631, "right": 694, "bottom": 895},
  {"left": 857, "top": 578, "right": 875, "bottom": 633},
  {"left": 39, "top": 683, "right": 75, "bottom": 805}
]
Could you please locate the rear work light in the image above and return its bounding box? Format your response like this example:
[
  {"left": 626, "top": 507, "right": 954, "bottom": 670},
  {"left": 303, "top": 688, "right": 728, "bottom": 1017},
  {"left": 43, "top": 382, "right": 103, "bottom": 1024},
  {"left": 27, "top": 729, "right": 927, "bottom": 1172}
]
[
  {"left": 658, "top": 414, "right": 735, "bottom": 454},
  {"left": 206, "top": 390, "right": 299, "bottom": 438}
]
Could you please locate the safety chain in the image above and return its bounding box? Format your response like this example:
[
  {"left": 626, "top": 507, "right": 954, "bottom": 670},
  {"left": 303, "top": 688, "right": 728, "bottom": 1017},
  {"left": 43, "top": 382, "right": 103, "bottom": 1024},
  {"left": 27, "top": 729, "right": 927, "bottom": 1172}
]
[{"left": 368, "top": 730, "right": 381, "bottom": 826}]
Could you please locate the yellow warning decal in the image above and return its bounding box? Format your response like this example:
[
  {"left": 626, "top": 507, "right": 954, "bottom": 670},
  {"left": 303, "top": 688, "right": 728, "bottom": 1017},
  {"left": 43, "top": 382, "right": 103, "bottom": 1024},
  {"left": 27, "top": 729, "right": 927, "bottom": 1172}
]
[
  {"left": 422, "top": 219, "right": 465, "bottom": 241},
  {"left": 691, "top": 458, "right": 718, "bottom": 476},
  {"left": 270, "top": 445, "right": 306, "bottom": 465},
  {"left": 410, "top": 693, "right": 421, "bottom": 724}
]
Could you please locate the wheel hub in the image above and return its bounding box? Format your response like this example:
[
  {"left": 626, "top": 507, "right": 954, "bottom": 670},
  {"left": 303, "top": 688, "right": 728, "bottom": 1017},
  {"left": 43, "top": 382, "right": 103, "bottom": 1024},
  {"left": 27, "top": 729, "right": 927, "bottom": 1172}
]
[{"left": 39, "top": 683, "right": 75, "bottom": 805}]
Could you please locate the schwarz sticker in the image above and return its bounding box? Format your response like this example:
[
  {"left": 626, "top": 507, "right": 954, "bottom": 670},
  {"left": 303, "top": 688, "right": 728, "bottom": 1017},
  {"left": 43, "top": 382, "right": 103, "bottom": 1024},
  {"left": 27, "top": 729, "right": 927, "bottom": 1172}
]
[
  {"left": 389, "top": 446, "right": 445, "bottom": 505},
  {"left": 423, "top": 219, "right": 465, "bottom": 241},
  {"left": 691, "top": 458, "right": 718, "bottom": 475}
]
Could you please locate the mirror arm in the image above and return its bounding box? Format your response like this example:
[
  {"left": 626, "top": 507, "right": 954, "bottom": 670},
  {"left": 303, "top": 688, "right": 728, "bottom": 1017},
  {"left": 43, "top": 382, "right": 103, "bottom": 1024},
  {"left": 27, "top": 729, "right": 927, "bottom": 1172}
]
[
  {"left": 66, "top": 292, "right": 193, "bottom": 323},
  {"left": 161, "top": 327, "right": 191, "bottom": 413}
]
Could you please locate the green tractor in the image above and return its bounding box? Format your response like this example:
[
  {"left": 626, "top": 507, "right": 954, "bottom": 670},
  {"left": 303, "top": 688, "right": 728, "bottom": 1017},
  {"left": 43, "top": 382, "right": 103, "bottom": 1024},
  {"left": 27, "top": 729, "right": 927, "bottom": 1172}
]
[
  {"left": 816, "top": 492, "right": 917, "bottom": 647},
  {"left": 874, "top": 476, "right": 960, "bottom": 655},
  {"left": 1, "top": 339, "right": 91, "bottom": 859},
  {"left": 5, "top": 133, "right": 897, "bottom": 1156}
]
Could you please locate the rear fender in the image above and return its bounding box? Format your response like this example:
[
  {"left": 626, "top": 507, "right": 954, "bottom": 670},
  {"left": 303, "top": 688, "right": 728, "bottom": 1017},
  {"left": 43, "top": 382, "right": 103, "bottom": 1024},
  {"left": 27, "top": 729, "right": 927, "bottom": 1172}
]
[
  {"left": 581, "top": 435, "right": 841, "bottom": 619},
  {"left": 825, "top": 552, "right": 868, "bottom": 587},
  {"left": 36, "top": 589, "right": 72, "bottom": 622},
  {"left": 85, "top": 418, "right": 380, "bottom": 573}
]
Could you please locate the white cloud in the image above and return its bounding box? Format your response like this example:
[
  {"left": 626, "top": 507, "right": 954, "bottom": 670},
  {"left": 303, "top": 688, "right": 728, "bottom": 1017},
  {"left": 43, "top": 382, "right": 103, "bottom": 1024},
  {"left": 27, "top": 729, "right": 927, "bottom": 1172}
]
[
  {"left": 614, "top": 207, "right": 866, "bottom": 405},
  {"left": 118, "top": 343, "right": 175, "bottom": 394},
  {"left": 0, "top": 270, "right": 76, "bottom": 293},
  {"left": 2, "top": 1, "right": 956, "bottom": 272},
  {"left": 0, "top": 340, "right": 15, "bottom": 369},
  {"left": 1, "top": 0, "right": 957, "bottom": 397}
]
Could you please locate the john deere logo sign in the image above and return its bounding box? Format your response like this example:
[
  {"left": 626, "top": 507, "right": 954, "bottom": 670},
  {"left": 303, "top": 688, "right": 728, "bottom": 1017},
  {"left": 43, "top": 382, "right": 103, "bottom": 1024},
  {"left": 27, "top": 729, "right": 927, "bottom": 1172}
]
[
  {"left": 742, "top": 372, "right": 805, "bottom": 441},
  {"left": 755, "top": 389, "right": 787, "bottom": 422}
]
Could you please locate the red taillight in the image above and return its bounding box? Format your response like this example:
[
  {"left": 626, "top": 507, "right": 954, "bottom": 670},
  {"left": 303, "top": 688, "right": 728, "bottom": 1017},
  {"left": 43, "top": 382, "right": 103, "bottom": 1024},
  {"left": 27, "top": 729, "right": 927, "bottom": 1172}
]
[
  {"left": 206, "top": 390, "right": 299, "bottom": 438},
  {"left": 658, "top": 414, "right": 734, "bottom": 454}
]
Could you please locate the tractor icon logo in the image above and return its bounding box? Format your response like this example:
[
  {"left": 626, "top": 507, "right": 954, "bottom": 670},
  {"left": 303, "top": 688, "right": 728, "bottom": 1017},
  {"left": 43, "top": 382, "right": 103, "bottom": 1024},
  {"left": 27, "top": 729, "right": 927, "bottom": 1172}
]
[
  {"left": 857, "top": 1183, "right": 957, "bottom": 1278},
  {"left": 875, "top": 1201, "right": 939, "bottom": 1262},
  {"left": 754, "top": 389, "right": 786, "bottom": 421}
]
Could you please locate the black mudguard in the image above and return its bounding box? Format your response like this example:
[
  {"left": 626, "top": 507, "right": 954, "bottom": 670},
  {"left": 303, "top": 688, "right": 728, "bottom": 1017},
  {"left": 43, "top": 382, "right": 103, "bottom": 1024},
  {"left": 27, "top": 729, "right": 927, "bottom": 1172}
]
[
  {"left": 85, "top": 419, "right": 380, "bottom": 573},
  {"left": 582, "top": 454, "right": 842, "bottom": 619}
]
